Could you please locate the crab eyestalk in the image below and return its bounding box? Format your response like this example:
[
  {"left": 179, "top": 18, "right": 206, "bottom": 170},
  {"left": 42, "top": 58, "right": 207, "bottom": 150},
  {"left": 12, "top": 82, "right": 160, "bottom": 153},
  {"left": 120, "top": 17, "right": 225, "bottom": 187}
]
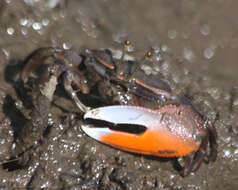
[{"left": 121, "top": 40, "right": 134, "bottom": 61}]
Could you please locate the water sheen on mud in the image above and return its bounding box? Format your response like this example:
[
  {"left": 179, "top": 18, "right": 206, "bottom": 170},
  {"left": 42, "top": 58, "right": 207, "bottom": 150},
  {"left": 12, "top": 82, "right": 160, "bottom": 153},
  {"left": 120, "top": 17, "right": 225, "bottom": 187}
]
[{"left": 0, "top": 0, "right": 237, "bottom": 189}]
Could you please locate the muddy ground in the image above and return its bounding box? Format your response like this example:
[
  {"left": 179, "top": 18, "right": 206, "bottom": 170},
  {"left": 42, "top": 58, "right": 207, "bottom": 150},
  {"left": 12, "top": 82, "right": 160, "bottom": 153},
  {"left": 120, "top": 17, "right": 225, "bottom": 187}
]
[{"left": 0, "top": 0, "right": 238, "bottom": 189}]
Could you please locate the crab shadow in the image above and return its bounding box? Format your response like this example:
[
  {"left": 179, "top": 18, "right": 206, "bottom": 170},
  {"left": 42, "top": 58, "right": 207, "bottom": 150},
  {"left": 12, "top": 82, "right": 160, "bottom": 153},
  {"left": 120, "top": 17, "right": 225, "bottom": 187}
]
[{"left": 3, "top": 59, "right": 29, "bottom": 137}]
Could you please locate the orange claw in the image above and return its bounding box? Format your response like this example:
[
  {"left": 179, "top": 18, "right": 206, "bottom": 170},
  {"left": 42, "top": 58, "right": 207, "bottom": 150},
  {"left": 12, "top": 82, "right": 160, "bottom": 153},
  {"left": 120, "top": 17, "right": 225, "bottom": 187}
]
[{"left": 83, "top": 105, "right": 204, "bottom": 157}]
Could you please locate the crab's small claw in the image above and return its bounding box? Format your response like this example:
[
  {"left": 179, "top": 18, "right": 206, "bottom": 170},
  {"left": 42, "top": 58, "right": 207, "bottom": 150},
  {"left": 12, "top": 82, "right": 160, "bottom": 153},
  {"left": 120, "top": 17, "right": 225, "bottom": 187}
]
[{"left": 82, "top": 105, "right": 200, "bottom": 157}]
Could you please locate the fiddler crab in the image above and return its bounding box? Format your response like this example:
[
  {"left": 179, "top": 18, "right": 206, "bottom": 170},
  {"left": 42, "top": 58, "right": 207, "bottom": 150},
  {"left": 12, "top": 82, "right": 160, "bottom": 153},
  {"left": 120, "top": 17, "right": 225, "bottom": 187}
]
[{"left": 21, "top": 41, "right": 217, "bottom": 177}]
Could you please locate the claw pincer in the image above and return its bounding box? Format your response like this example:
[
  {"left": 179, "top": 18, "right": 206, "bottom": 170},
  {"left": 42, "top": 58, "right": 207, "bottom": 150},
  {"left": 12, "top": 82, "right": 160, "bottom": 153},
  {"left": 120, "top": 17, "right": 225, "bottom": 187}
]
[
  {"left": 83, "top": 103, "right": 217, "bottom": 176},
  {"left": 83, "top": 105, "right": 205, "bottom": 157}
]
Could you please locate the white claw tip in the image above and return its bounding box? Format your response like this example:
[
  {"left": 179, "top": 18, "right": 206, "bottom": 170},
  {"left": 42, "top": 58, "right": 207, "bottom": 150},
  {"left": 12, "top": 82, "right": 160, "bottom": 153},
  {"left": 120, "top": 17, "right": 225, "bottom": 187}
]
[{"left": 81, "top": 125, "right": 112, "bottom": 140}]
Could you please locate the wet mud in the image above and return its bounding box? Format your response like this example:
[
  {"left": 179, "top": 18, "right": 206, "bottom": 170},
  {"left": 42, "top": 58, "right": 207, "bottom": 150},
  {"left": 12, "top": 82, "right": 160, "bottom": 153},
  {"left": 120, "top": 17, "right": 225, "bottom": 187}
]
[{"left": 0, "top": 0, "right": 238, "bottom": 189}]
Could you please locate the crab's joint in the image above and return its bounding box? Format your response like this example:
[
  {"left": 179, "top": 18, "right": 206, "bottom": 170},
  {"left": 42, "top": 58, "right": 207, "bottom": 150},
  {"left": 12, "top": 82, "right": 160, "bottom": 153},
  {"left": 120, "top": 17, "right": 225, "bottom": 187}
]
[{"left": 63, "top": 71, "right": 91, "bottom": 113}]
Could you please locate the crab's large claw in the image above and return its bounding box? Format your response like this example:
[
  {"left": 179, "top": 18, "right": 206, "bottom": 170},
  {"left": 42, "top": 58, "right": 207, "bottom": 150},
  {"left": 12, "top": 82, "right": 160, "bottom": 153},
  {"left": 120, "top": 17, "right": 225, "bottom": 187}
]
[{"left": 82, "top": 105, "right": 200, "bottom": 157}]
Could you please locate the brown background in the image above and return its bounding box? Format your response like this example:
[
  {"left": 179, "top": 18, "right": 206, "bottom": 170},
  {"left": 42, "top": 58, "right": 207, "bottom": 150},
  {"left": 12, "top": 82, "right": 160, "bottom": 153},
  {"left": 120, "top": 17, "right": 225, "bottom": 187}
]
[{"left": 0, "top": 0, "right": 237, "bottom": 189}]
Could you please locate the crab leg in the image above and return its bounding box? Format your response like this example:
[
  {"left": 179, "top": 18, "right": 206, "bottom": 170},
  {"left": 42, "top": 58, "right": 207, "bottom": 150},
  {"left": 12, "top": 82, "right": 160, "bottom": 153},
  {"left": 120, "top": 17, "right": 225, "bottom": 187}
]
[
  {"left": 83, "top": 105, "right": 200, "bottom": 157},
  {"left": 21, "top": 47, "right": 83, "bottom": 83},
  {"left": 63, "top": 71, "right": 91, "bottom": 113}
]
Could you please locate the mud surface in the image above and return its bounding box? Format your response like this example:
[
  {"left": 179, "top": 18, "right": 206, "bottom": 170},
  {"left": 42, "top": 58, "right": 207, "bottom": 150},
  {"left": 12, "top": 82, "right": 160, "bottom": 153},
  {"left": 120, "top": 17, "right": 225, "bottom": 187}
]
[{"left": 0, "top": 0, "right": 238, "bottom": 189}]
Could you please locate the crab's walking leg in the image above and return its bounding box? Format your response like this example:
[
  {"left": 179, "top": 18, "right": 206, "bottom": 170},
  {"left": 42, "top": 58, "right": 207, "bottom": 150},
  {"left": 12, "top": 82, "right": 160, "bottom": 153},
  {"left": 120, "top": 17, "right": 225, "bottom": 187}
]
[
  {"left": 63, "top": 71, "right": 91, "bottom": 113},
  {"left": 182, "top": 155, "right": 193, "bottom": 177},
  {"left": 191, "top": 134, "right": 209, "bottom": 172},
  {"left": 207, "top": 123, "right": 217, "bottom": 162},
  {"left": 21, "top": 47, "right": 83, "bottom": 83},
  {"left": 182, "top": 133, "right": 209, "bottom": 176},
  {"left": 16, "top": 64, "right": 60, "bottom": 154}
]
